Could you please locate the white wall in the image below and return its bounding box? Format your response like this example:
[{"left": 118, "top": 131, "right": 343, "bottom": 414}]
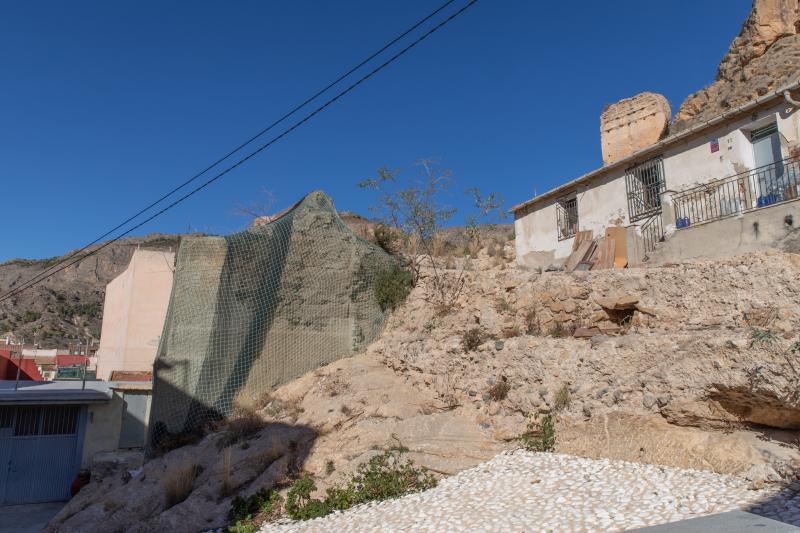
[
  {"left": 95, "top": 249, "right": 175, "bottom": 380},
  {"left": 515, "top": 101, "right": 800, "bottom": 265}
]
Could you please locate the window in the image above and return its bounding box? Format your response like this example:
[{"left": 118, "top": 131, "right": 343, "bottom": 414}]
[
  {"left": 556, "top": 195, "right": 578, "bottom": 240},
  {"left": 625, "top": 157, "right": 666, "bottom": 221}
]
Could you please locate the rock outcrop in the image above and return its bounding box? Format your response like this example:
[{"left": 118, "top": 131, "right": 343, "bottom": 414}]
[
  {"left": 48, "top": 246, "right": 800, "bottom": 532},
  {"left": 601, "top": 92, "right": 671, "bottom": 165},
  {"left": 673, "top": 0, "right": 800, "bottom": 132}
]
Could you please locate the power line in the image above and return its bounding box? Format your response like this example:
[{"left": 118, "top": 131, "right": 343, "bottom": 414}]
[
  {"left": 2, "top": 0, "right": 460, "bottom": 300},
  {"left": 0, "top": 0, "right": 479, "bottom": 303}
]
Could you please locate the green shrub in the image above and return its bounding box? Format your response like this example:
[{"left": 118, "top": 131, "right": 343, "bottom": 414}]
[
  {"left": 284, "top": 441, "right": 436, "bottom": 521},
  {"left": 519, "top": 413, "right": 556, "bottom": 452},
  {"left": 750, "top": 327, "right": 779, "bottom": 346},
  {"left": 228, "top": 488, "right": 283, "bottom": 533},
  {"left": 461, "top": 327, "right": 486, "bottom": 352},
  {"left": 21, "top": 310, "right": 41, "bottom": 324},
  {"left": 374, "top": 266, "right": 413, "bottom": 311}
]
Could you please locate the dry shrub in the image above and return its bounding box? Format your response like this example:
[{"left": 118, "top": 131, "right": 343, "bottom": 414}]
[
  {"left": 163, "top": 461, "right": 200, "bottom": 509},
  {"left": 217, "top": 408, "right": 265, "bottom": 449},
  {"left": 487, "top": 379, "right": 510, "bottom": 401},
  {"left": 525, "top": 309, "right": 541, "bottom": 336},
  {"left": 435, "top": 369, "right": 459, "bottom": 409},
  {"left": 444, "top": 253, "right": 456, "bottom": 270},
  {"left": 486, "top": 241, "right": 498, "bottom": 257}
]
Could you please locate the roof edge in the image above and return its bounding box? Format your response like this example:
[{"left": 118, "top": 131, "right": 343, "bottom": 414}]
[{"left": 511, "top": 77, "right": 800, "bottom": 213}]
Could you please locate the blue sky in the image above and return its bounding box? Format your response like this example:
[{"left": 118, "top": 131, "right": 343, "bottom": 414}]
[{"left": 0, "top": 1, "right": 751, "bottom": 261}]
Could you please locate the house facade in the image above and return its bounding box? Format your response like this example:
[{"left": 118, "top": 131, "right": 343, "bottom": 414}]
[{"left": 512, "top": 79, "right": 800, "bottom": 268}]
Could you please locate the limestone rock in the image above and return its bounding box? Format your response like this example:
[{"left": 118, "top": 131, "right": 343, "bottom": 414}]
[
  {"left": 600, "top": 92, "right": 671, "bottom": 165},
  {"left": 674, "top": 0, "right": 800, "bottom": 132}
]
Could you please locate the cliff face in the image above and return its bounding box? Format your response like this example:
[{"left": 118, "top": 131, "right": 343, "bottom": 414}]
[{"left": 673, "top": 0, "right": 800, "bottom": 132}]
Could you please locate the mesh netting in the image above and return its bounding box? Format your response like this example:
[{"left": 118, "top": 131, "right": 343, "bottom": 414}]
[{"left": 148, "top": 191, "right": 396, "bottom": 449}]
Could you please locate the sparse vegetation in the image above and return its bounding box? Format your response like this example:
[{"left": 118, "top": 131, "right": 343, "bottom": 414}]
[
  {"left": 487, "top": 380, "right": 510, "bottom": 401},
  {"left": 283, "top": 439, "right": 436, "bottom": 521},
  {"left": 359, "top": 161, "right": 505, "bottom": 313},
  {"left": 750, "top": 327, "right": 779, "bottom": 346},
  {"left": 553, "top": 384, "right": 571, "bottom": 412},
  {"left": 519, "top": 412, "right": 556, "bottom": 452},
  {"left": 374, "top": 265, "right": 413, "bottom": 311},
  {"left": 163, "top": 461, "right": 200, "bottom": 509},
  {"left": 217, "top": 409, "right": 266, "bottom": 450},
  {"left": 21, "top": 310, "right": 41, "bottom": 323},
  {"left": 461, "top": 327, "right": 487, "bottom": 352},
  {"left": 496, "top": 297, "right": 514, "bottom": 314},
  {"left": 228, "top": 488, "right": 283, "bottom": 533},
  {"left": 525, "top": 309, "right": 541, "bottom": 336},
  {"left": 550, "top": 321, "right": 574, "bottom": 338}
]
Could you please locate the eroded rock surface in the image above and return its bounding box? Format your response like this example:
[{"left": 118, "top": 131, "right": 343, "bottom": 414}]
[{"left": 673, "top": 0, "right": 800, "bottom": 132}]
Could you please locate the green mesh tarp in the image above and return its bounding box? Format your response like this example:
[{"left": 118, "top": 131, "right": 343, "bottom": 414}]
[{"left": 149, "top": 191, "right": 396, "bottom": 446}]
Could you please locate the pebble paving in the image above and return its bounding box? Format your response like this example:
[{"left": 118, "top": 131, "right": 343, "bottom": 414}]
[{"left": 259, "top": 451, "right": 800, "bottom": 532}]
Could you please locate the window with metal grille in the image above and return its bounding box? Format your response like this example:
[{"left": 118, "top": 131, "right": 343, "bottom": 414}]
[
  {"left": 556, "top": 195, "right": 578, "bottom": 240},
  {"left": 5, "top": 406, "right": 80, "bottom": 437},
  {"left": 625, "top": 157, "right": 666, "bottom": 222}
]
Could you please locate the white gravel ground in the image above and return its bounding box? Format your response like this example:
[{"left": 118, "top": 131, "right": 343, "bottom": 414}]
[{"left": 259, "top": 451, "right": 800, "bottom": 533}]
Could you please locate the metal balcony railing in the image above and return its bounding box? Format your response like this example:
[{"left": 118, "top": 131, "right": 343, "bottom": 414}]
[{"left": 672, "top": 156, "right": 800, "bottom": 229}]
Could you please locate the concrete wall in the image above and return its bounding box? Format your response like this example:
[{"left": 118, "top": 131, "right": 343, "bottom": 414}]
[
  {"left": 650, "top": 198, "right": 800, "bottom": 264},
  {"left": 80, "top": 386, "right": 153, "bottom": 467},
  {"left": 515, "top": 101, "right": 800, "bottom": 266},
  {"left": 82, "top": 396, "right": 123, "bottom": 467},
  {"left": 96, "top": 249, "right": 175, "bottom": 380}
]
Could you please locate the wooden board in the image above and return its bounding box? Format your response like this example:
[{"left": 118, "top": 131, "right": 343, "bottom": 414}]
[
  {"left": 572, "top": 230, "right": 593, "bottom": 252},
  {"left": 591, "top": 238, "right": 616, "bottom": 270},
  {"left": 604, "top": 226, "right": 628, "bottom": 269},
  {"left": 565, "top": 241, "right": 593, "bottom": 272}
]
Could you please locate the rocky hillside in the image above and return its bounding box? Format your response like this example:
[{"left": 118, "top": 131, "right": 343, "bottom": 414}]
[
  {"left": 0, "top": 234, "right": 183, "bottom": 347},
  {"left": 673, "top": 0, "right": 800, "bottom": 132},
  {"left": 48, "top": 245, "right": 800, "bottom": 532}
]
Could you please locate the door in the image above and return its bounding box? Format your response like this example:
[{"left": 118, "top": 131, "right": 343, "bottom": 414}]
[
  {"left": 119, "top": 392, "right": 149, "bottom": 449},
  {"left": 0, "top": 405, "right": 85, "bottom": 505},
  {"left": 752, "top": 124, "right": 784, "bottom": 202}
]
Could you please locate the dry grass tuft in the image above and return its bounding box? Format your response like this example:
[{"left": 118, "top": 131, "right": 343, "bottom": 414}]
[
  {"left": 163, "top": 461, "right": 200, "bottom": 509},
  {"left": 217, "top": 408, "right": 266, "bottom": 449},
  {"left": 220, "top": 447, "right": 234, "bottom": 497}
]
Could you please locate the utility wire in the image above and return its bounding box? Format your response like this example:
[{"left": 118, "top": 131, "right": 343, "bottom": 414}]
[
  {"left": 2, "top": 0, "right": 459, "bottom": 299},
  {"left": 0, "top": 0, "right": 479, "bottom": 303}
]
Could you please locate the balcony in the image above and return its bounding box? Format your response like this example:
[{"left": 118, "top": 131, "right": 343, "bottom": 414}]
[{"left": 672, "top": 156, "right": 800, "bottom": 228}]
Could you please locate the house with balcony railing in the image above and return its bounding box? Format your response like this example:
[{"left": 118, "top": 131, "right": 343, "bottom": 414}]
[{"left": 511, "top": 79, "right": 800, "bottom": 270}]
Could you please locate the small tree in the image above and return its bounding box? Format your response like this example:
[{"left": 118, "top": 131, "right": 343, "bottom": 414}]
[{"left": 359, "top": 159, "right": 505, "bottom": 312}]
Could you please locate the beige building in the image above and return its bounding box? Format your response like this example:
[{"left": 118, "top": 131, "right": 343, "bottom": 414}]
[
  {"left": 512, "top": 80, "right": 800, "bottom": 268},
  {"left": 96, "top": 248, "right": 175, "bottom": 380}
]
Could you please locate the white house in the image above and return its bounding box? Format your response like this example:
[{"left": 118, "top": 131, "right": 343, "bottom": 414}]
[{"left": 512, "top": 78, "right": 800, "bottom": 268}]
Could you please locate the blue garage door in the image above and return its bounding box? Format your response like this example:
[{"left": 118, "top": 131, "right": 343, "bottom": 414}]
[{"left": 0, "top": 405, "right": 86, "bottom": 505}]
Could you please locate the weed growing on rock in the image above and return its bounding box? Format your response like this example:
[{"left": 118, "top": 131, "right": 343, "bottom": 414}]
[
  {"left": 462, "top": 327, "right": 487, "bottom": 352},
  {"left": 487, "top": 380, "right": 510, "bottom": 401},
  {"left": 553, "top": 384, "right": 571, "bottom": 412},
  {"left": 325, "top": 460, "right": 336, "bottom": 475},
  {"left": 496, "top": 297, "right": 514, "bottom": 314},
  {"left": 525, "top": 309, "right": 541, "bottom": 336},
  {"left": 750, "top": 328, "right": 779, "bottom": 346},
  {"left": 519, "top": 413, "right": 556, "bottom": 452},
  {"left": 374, "top": 265, "right": 413, "bottom": 311}
]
